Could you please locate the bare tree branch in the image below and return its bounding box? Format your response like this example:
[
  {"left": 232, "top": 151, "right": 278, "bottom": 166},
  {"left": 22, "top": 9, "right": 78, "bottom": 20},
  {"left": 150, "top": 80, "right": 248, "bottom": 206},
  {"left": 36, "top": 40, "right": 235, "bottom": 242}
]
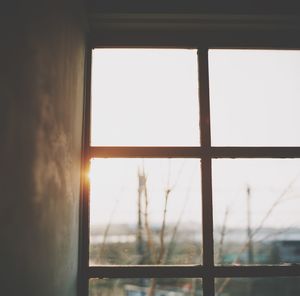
[
  {"left": 218, "top": 206, "right": 230, "bottom": 263},
  {"left": 139, "top": 166, "right": 156, "bottom": 263},
  {"left": 157, "top": 188, "right": 171, "bottom": 264},
  {"left": 99, "top": 189, "right": 122, "bottom": 263},
  {"left": 216, "top": 173, "right": 300, "bottom": 294},
  {"left": 164, "top": 165, "right": 197, "bottom": 263}
]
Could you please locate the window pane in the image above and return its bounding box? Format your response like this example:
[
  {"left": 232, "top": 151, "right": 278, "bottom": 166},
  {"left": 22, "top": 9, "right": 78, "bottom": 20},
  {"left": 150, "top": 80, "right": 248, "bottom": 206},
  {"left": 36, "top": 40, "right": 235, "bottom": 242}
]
[
  {"left": 209, "top": 50, "right": 300, "bottom": 146},
  {"left": 213, "top": 159, "right": 300, "bottom": 265},
  {"left": 89, "top": 158, "right": 202, "bottom": 265},
  {"left": 215, "top": 277, "right": 300, "bottom": 296},
  {"left": 89, "top": 278, "right": 203, "bottom": 296},
  {"left": 91, "top": 49, "right": 199, "bottom": 146}
]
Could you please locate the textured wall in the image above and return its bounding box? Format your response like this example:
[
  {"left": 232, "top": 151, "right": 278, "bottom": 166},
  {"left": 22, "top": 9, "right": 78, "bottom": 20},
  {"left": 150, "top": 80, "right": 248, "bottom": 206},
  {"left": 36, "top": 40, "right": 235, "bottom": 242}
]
[{"left": 0, "top": 2, "right": 86, "bottom": 295}]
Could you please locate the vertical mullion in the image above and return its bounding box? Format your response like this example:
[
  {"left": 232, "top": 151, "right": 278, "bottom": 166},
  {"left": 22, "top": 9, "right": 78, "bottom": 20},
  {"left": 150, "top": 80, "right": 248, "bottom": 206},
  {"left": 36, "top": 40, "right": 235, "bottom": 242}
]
[
  {"left": 198, "top": 48, "right": 215, "bottom": 295},
  {"left": 79, "top": 46, "right": 92, "bottom": 296}
]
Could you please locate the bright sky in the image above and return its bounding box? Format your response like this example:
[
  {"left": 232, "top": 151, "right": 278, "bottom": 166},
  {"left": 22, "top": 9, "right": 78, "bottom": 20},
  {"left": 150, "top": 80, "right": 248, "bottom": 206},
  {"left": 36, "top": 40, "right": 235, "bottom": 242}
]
[
  {"left": 209, "top": 50, "right": 300, "bottom": 146},
  {"left": 89, "top": 49, "right": 300, "bottom": 233},
  {"left": 91, "top": 49, "right": 199, "bottom": 146}
]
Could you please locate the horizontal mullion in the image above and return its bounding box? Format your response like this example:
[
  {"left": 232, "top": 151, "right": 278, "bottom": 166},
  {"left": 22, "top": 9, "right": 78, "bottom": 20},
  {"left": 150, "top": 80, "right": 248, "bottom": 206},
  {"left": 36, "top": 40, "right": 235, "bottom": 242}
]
[
  {"left": 89, "top": 265, "right": 205, "bottom": 278},
  {"left": 211, "top": 147, "right": 300, "bottom": 158},
  {"left": 88, "top": 146, "right": 300, "bottom": 159},
  {"left": 89, "top": 146, "right": 202, "bottom": 158},
  {"left": 88, "top": 265, "right": 300, "bottom": 279}
]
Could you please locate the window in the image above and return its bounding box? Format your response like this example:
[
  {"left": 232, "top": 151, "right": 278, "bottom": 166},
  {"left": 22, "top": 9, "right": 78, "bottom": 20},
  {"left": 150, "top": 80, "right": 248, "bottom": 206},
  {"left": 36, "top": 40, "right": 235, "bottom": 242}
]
[{"left": 81, "top": 46, "right": 300, "bottom": 296}]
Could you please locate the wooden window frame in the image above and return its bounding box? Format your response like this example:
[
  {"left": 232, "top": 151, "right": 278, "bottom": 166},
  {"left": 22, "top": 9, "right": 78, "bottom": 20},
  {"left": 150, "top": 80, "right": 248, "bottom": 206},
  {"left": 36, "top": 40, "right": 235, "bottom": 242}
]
[{"left": 79, "top": 14, "right": 300, "bottom": 296}]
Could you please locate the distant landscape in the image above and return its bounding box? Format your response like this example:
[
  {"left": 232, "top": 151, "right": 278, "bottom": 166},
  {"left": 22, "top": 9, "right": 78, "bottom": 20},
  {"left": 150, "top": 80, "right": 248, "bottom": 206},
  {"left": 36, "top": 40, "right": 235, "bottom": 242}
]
[{"left": 89, "top": 223, "right": 300, "bottom": 295}]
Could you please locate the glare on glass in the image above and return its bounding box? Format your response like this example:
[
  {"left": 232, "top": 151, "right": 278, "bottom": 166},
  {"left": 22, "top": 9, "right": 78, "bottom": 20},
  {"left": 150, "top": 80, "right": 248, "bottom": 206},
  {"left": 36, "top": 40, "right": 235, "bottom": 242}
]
[
  {"left": 89, "top": 158, "right": 202, "bottom": 265},
  {"left": 209, "top": 50, "right": 300, "bottom": 146},
  {"left": 215, "top": 277, "right": 300, "bottom": 296},
  {"left": 89, "top": 278, "right": 203, "bottom": 296},
  {"left": 213, "top": 159, "right": 300, "bottom": 265},
  {"left": 91, "top": 49, "right": 199, "bottom": 146}
]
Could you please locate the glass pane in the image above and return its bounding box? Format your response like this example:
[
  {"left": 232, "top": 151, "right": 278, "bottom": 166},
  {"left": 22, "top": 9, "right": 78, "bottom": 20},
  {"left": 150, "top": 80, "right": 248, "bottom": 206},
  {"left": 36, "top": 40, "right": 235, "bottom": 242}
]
[
  {"left": 89, "top": 278, "right": 203, "bottom": 296},
  {"left": 215, "top": 277, "right": 300, "bottom": 296},
  {"left": 213, "top": 159, "right": 300, "bottom": 265},
  {"left": 209, "top": 50, "right": 300, "bottom": 146},
  {"left": 90, "top": 158, "right": 202, "bottom": 265},
  {"left": 91, "top": 49, "right": 199, "bottom": 146}
]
